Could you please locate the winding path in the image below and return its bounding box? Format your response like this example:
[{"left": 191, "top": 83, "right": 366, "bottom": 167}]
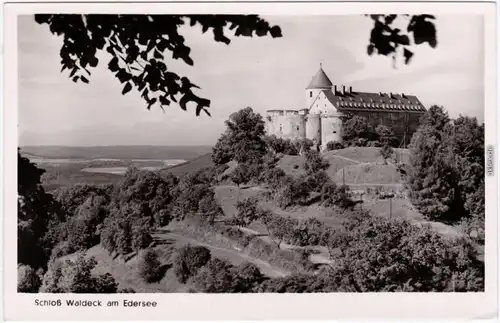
[{"left": 152, "top": 230, "right": 288, "bottom": 278}]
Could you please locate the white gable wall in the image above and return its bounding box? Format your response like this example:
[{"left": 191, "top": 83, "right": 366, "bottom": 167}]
[{"left": 308, "top": 90, "right": 337, "bottom": 115}]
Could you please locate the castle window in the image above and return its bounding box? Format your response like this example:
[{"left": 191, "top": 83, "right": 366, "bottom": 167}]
[
  {"left": 280, "top": 124, "right": 283, "bottom": 133},
  {"left": 333, "top": 131, "right": 337, "bottom": 134},
  {"left": 296, "top": 126, "right": 300, "bottom": 131},
  {"left": 310, "top": 91, "right": 312, "bottom": 98}
]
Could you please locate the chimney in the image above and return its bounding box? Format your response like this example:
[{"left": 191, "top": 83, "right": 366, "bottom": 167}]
[
  {"left": 349, "top": 86, "right": 352, "bottom": 93},
  {"left": 342, "top": 85, "right": 346, "bottom": 95}
]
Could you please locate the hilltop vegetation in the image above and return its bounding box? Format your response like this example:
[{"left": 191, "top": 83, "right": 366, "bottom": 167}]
[{"left": 18, "top": 106, "right": 485, "bottom": 293}]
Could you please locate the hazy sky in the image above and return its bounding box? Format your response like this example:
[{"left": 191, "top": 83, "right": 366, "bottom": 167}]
[{"left": 18, "top": 15, "right": 484, "bottom": 146}]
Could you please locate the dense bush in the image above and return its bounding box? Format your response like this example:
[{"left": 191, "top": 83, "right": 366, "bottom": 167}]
[
  {"left": 53, "top": 184, "right": 112, "bottom": 217},
  {"left": 18, "top": 264, "right": 42, "bottom": 293},
  {"left": 303, "top": 171, "right": 330, "bottom": 193},
  {"left": 172, "top": 170, "right": 222, "bottom": 221},
  {"left": 303, "top": 150, "right": 329, "bottom": 175},
  {"left": 320, "top": 182, "right": 355, "bottom": 209},
  {"left": 173, "top": 245, "right": 212, "bottom": 284},
  {"left": 233, "top": 262, "right": 267, "bottom": 292},
  {"left": 264, "top": 135, "right": 299, "bottom": 155},
  {"left": 288, "top": 218, "right": 328, "bottom": 247},
  {"left": 342, "top": 116, "right": 374, "bottom": 146},
  {"left": 40, "top": 255, "right": 118, "bottom": 293},
  {"left": 115, "top": 167, "right": 179, "bottom": 226},
  {"left": 257, "top": 273, "right": 323, "bottom": 293},
  {"left": 274, "top": 176, "right": 310, "bottom": 208},
  {"left": 326, "top": 141, "right": 344, "bottom": 151},
  {"left": 138, "top": 249, "right": 164, "bottom": 283},
  {"left": 197, "top": 193, "right": 224, "bottom": 224},
  {"left": 322, "top": 214, "right": 484, "bottom": 292},
  {"left": 191, "top": 258, "right": 267, "bottom": 293},
  {"left": 258, "top": 210, "right": 484, "bottom": 293},
  {"left": 52, "top": 195, "right": 110, "bottom": 257},
  {"left": 262, "top": 214, "right": 297, "bottom": 248},
  {"left": 100, "top": 205, "right": 153, "bottom": 255},
  {"left": 190, "top": 257, "right": 239, "bottom": 292},
  {"left": 375, "top": 124, "right": 398, "bottom": 147},
  {"left": 233, "top": 197, "right": 264, "bottom": 226},
  {"left": 262, "top": 167, "right": 287, "bottom": 191},
  {"left": 231, "top": 163, "right": 251, "bottom": 187},
  {"left": 379, "top": 144, "right": 394, "bottom": 164}
]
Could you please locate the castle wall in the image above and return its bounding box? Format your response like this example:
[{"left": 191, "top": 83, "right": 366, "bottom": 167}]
[
  {"left": 265, "top": 110, "right": 306, "bottom": 141},
  {"left": 321, "top": 115, "right": 343, "bottom": 149},
  {"left": 306, "top": 114, "right": 321, "bottom": 145}
]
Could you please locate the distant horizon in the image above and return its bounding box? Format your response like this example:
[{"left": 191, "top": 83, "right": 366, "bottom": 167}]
[{"left": 18, "top": 14, "right": 485, "bottom": 146}]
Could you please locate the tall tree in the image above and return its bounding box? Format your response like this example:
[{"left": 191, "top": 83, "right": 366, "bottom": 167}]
[
  {"left": 405, "top": 106, "right": 484, "bottom": 222},
  {"left": 212, "top": 107, "right": 267, "bottom": 164},
  {"left": 18, "top": 151, "right": 63, "bottom": 269}
]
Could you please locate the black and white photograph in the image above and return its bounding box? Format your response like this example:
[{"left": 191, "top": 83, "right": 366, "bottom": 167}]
[{"left": 3, "top": 1, "right": 498, "bottom": 320}]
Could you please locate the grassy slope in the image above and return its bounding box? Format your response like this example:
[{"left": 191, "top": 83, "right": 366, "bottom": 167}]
[
  {"left": 54, "top": 146, "right": 470, "bottom": 292},
  {"left": 278, "top": 147, "right": 408, "bottom": 186},
  {"left": 160, "top": 153, "right": 214, "bottom": 177}
]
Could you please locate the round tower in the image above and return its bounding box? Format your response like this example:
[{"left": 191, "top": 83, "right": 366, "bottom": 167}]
[
  {"left": 305, "top": 64, "right": 333, "bottom": 110},
  {"left": 306, "top": 114, "right": 322, "bottom": 146},
  {"left": 321, "top": 112, "right": 344, "bottom": 150}
]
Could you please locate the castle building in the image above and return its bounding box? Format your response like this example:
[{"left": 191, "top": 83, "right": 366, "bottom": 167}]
[{"left": 265, "top": 65, "right": 426, "bottom": 149}]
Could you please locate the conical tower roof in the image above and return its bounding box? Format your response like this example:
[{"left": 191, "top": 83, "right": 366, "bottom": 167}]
[{"left": 306, "top": 65, "right": 333, "bottom": 89}]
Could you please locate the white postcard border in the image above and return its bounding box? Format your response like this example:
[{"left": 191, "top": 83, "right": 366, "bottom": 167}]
[{"left": 2, "top": 1, "right": 498, "bottom": 321}]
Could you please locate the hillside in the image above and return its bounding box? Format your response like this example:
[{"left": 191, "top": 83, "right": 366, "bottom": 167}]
[
  {"left": 160, "top": 153, "right": 214, "bottom": 177},
  {"left": 278, "top": 147, "right": 408, "bottom": 187}
]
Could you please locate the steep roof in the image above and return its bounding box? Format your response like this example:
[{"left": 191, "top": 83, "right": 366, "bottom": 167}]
[
  {"left": 323, "top": 89, "right": 426, "bottom": 112},
  {"left": 306, "top": 67, "right": 333, "bottom": 89}
]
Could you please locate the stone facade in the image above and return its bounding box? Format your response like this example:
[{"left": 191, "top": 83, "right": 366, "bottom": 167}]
[{"left": 265, "top": 65, "right": 426, "bottom": 149}]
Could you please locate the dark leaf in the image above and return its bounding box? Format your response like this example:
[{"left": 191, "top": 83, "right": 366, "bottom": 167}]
[
  {"left": 270, "top": 26, "right": 282, "bottom": 38},
  {"left": 69, "top": 67, "right": 78, "bottom": 78},
  {"left": 108, "top": 57, "right": 119, "bottom": 72},
  {"left": 403, "top": 48, "right": 414, "bottom": 65},
  {"left": 384, "top": 15, "right": 397, "bottom": 25},
  {"left": 89, "top": 56, "right": 99, "bottom": 68},
  {"left": 81, "top": 76, "right": 89, "bottom": 83},
  {"left": 116, "top": 69, "right": 131, "bottom": 83},
  {"left": 179, "top": 95, "right": 188, "bottom": 111},
  {"left": 122, "top": 82, "right": 132, "bottom": 95},
  {"left": 153, "top": 50, "right": 163, "bottom": 59},
  {"left": 367, "top": 44, "right": 375, "bottom": 56}
]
